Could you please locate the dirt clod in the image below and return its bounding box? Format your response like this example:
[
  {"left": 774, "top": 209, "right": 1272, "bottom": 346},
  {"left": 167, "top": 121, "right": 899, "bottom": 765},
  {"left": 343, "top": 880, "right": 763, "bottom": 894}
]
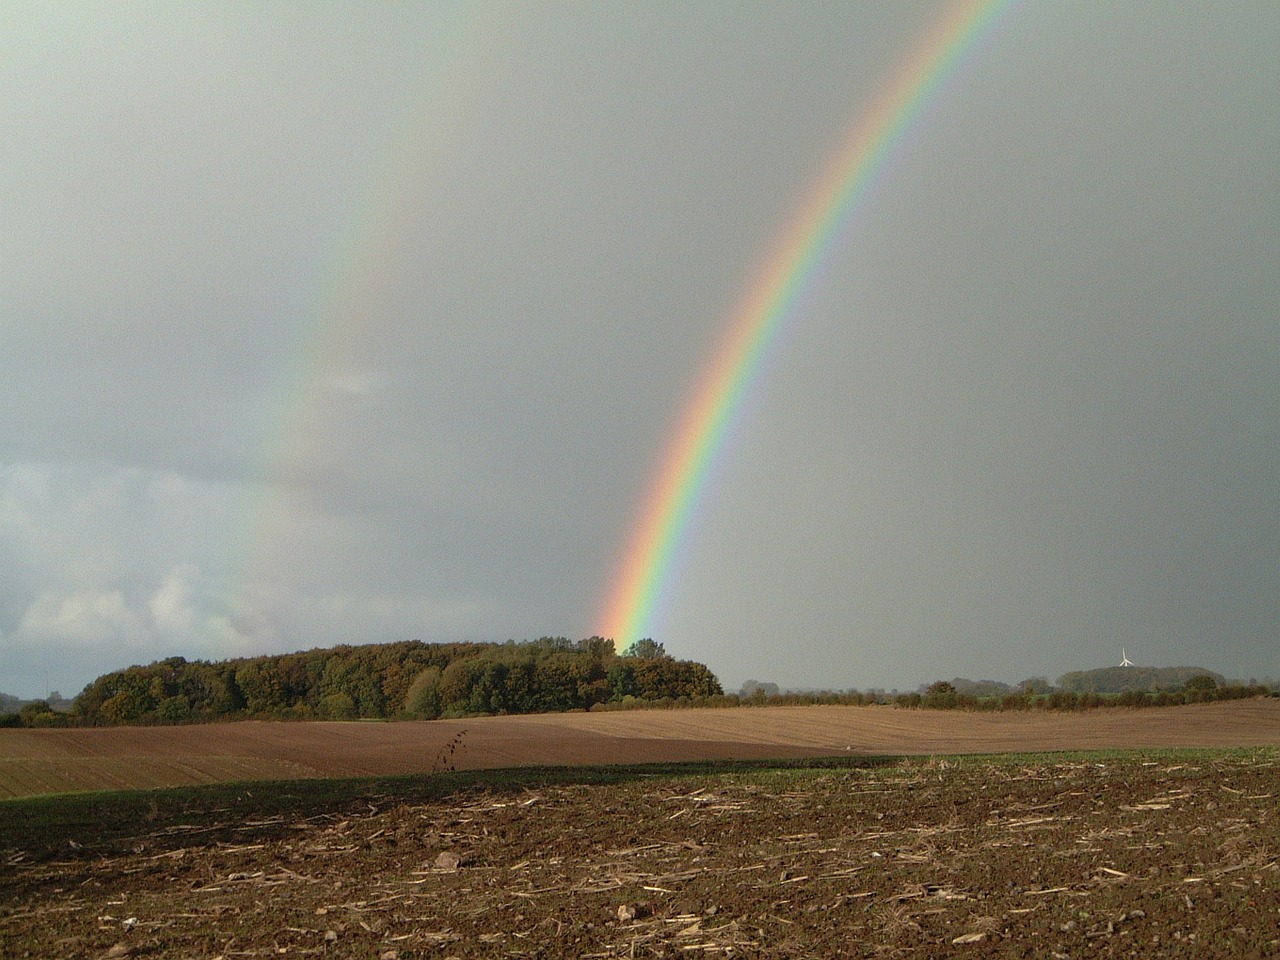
[{"left": 433, "top": 850, "right": 462, "bottom": 871}]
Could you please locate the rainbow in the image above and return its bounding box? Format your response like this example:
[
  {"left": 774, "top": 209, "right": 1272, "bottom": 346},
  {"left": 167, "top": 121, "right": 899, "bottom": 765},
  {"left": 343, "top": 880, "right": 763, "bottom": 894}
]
[
  {"left": 230, "top": 7, "right": 512, "bottom": 611},
  {"left": 597, "top": 0, "right": 1020, "bottom": 647}
]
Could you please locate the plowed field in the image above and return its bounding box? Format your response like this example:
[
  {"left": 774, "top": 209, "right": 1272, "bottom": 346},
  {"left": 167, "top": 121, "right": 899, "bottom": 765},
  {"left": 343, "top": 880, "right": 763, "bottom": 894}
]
[
  {"left": 2, "top": 699, "right": 1277, "bottom": 798},
  {"left": 2, "top": 702, "right": 1278, "bottom": 957},
  {"left": 3, "top": 750, "right": 1278, "bottom": 958}
]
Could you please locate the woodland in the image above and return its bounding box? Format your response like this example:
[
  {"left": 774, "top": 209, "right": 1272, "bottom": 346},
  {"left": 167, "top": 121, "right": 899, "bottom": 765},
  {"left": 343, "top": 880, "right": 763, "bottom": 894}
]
[{"left": 53, "top": 637, "right": 720, "bottom": 727}]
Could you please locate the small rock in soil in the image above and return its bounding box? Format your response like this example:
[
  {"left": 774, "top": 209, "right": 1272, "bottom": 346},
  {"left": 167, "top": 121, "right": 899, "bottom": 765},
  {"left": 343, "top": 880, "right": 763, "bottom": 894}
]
[
  {"left": 433, "top": 850, "right": 462, "bottom": 871},
  {"left": 617, "top": 902, "right": 651, "bottom": 922}
]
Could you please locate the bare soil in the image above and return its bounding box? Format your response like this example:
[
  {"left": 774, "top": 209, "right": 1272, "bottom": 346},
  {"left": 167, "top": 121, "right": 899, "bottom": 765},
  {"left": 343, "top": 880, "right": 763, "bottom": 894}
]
[
  {"left": 1, "top": 701, "right": 1278, "bottom": 957},
  {"left": 2, "top": 751, "right": 1276, "bottom": 958},
  {"left": 3, "top": 699, "right": 1278, "bottom": 799}
]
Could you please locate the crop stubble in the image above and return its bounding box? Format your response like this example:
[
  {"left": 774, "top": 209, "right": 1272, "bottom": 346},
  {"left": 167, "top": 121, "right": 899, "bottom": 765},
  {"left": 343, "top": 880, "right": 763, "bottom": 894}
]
[
  {"left": 1, "top": 749, "right": 1277, "bottom": 958},
  {"left": 1, "top": 701, "right": 1279, "bottom": 956}
]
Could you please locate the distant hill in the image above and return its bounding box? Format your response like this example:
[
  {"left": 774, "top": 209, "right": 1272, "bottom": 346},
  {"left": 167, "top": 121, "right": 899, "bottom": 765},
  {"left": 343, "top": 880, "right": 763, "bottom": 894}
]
[
  {"left": 0, "top": 691, "right": 74, "bottom": 713},
  {"left": 1056, "top": 665, "right": 1223, "bottom": 694}
]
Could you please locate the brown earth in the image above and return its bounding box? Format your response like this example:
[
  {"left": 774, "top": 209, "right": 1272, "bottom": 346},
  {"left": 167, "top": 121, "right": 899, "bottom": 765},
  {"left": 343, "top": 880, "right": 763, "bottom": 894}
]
[
  {"left": 3, "top": 699, "right": 1278, "bottom": 799},
  {"left": 1, "top": 749, "right": 1276, "bottom": 958}
]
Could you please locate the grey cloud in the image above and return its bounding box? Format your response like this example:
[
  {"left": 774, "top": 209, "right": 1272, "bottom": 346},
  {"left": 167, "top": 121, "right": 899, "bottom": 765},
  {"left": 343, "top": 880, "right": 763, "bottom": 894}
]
[{"left": 1, "top": 3, "right": 1276, "bottom": 697}]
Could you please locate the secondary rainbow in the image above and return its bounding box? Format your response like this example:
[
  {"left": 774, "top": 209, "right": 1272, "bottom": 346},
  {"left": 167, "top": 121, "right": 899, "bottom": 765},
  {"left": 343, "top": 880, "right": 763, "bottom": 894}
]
[
  {"left": 227, "top": 6, "right": 513, "bottom": 618},
  {"left": 597, "top": 0, "right": 1020, "bottom": 647}
]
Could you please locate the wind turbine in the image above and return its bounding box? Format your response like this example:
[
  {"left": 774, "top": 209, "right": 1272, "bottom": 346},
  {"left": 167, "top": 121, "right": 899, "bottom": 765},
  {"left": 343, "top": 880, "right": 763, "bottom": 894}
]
[{"left": 1119, "top": 648, "right": 1135, "bottom": 667}]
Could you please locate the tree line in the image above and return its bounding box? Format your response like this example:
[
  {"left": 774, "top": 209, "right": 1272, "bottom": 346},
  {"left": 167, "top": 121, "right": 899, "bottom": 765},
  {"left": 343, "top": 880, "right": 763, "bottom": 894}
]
[
  {"left": 730, "top": 676, "right": 1275, "bottom": 712},
  {"left": 30, "top": 637, "right": 722, "bottom": 727},
  {"left": 7, "top": 646, "right": 1273, "bottom": 729}
]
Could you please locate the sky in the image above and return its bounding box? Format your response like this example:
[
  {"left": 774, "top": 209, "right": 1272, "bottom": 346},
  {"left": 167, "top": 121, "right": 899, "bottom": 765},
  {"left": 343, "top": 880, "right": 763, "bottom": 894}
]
[{"left": 2, "top": 2, "right": 1277, "bottom": 700}]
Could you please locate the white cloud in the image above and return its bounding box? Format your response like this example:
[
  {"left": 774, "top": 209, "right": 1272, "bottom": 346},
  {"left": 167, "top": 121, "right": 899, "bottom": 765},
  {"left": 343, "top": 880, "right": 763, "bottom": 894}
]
[
  {"left": 17, "top": 588, "right": 147, "bottom": 645},
  {"left": 149, "top": 563, "right": 279, "bottom": 652},
  {"left": 149, "top": 564, "right": 199, "bottom": 636},
  {"left": 0, "top": 460, "right": 247, "bottom": 589},
  {"left": 327, "top": 368, "right": 385, "bottom": 401},
  {"left": 4, "top": 563, "right": 282, "bottom": 696},
  {"left": 0, "top": 462, "right": 50, "bottom": 533},
  {"left": 287, "top": 591, "right": 488, "bottom": 647}
]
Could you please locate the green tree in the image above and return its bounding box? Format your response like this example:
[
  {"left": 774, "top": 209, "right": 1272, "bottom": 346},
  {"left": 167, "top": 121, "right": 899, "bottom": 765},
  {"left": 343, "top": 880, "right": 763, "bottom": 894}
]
[
  {"left": 403, "top": 666, "right": 444, "bottom": 719},
  {"left": 156, "top": 695, "right": 192, "bottom": 725},
  {"left": 439, "top": 657, "right": 481, "bottom": 714},
  {"left": 577, "top": 636, "right": 615, "bottom": 660},
  {"left": 458, "top": 657, "right": 503, "bottom": 715},
  {"left": 630, "top": 657, "right": 721, "bottom": 700},
  {"left": 18, "top": 701, "right": 64, "bottom": 728},
  {"left": 1183, "top": 674, "right": 1218, "bottom": 700},
  {"left": 100, "top": 689, "right": 148, "bottom": 724},
  {"left": 607, "top": 661, "right": 638, "bottom": 701},
  {"left": 922, "top": 681, "right": 958, "bottom": 709},
  {"left": 622, "top": 638, "right": 666, "bottom": 659},
  {"left": 317, "top": 691, "right": 357, "bottom": 720},
  {"left": 236, "top": 660, "right": 284, "bottom": 715},
  {"left": 533, "top": 651, "right": 580, "bottom": 712},
  {"left": 70, "top": 636, "right": 720, "bottom": 724}
]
